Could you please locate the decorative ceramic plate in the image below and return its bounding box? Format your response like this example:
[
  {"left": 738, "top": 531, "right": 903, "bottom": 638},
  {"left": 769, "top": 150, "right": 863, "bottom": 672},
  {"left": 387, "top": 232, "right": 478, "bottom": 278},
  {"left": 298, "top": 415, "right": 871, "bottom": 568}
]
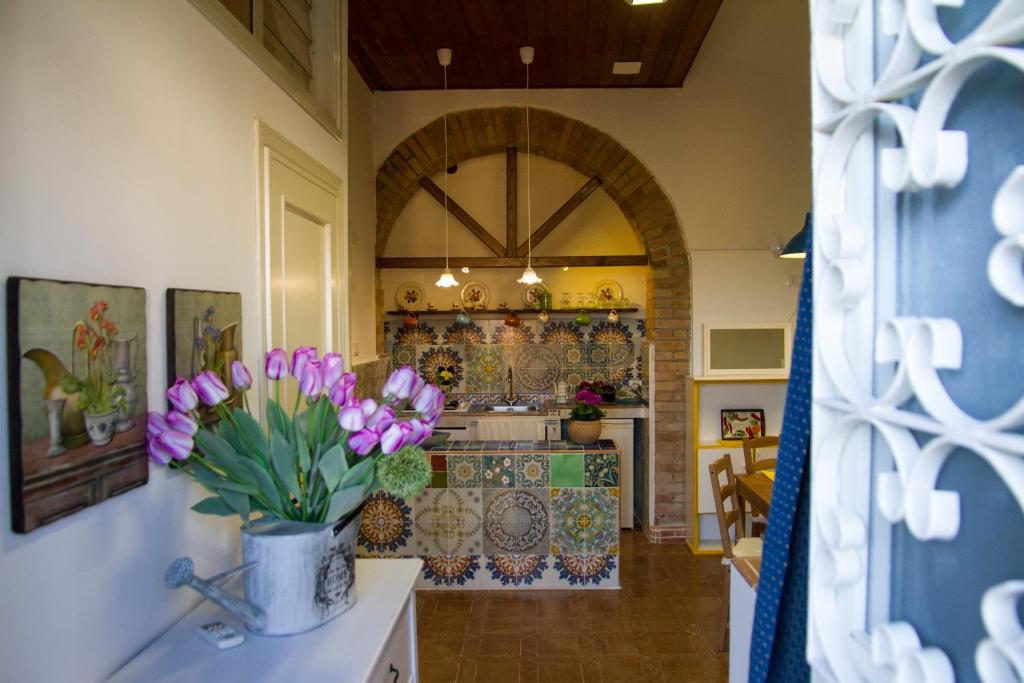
[
  {"left": 593, "top": 280, "right": 623, "bottom": 307},
  {"left": 460, "top": 281, "right": 490, "bottom": 310},
  {"left": 394, "top": 282, "right": 426, "bottom": 311},
  {"left": 523, "top": 284, "right": 548, "bottom": 309}
]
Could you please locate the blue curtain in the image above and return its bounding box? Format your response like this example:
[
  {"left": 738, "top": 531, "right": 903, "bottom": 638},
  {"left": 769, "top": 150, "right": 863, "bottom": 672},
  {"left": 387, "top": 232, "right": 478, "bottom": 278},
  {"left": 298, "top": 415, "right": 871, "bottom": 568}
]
[{"left": 748, "top": 233, "right": 813, "bottom": 683}]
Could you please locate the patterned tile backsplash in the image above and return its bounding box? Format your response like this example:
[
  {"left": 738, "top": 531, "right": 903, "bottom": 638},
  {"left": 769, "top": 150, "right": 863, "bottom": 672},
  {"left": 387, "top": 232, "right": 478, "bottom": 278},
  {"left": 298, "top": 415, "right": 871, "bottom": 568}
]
[
  {"left": 385, "top": 314, "right": 646, "bottom": 394},
  {"left": 357, "top": 445, "right": 621, "bottom": 590}
]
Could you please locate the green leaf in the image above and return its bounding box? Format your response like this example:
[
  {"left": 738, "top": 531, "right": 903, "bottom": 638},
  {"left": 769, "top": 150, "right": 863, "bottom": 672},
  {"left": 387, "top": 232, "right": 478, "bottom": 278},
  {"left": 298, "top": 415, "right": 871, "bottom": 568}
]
[
  {"left": 233, "top": 408, "right": 269, "bottom": 462},
  {"left": 220, "top": 489, "right": 251, "bottom": 523},
  {"left": 194, "top": 431, "right": 257, "bottom": 487},
  {"left": 238, "top": 458, "right": 284, "bottom": 513},
  {"left": 340, "top": 457, "right": 375, "bottom": 489},
  {"left": 323, "top": 483, "right": 368, "bottom": 524},
  {"left": 270, "top": 430, "right": 301, "bottom": 499},
  {"left": 266, "top": 399, "right": 291, "bottom": 438},
  {"left": 296, "top": 423, "right": 311, "bottom": 475},
  {"left": 316, "top": 444, "right": 349, "bottom": 493},
  {"left": 191, "top": 496, "right": 236, "bottom": 516},
  {"left": 217, "top": 419, "right": 245, "bottom": 456}
]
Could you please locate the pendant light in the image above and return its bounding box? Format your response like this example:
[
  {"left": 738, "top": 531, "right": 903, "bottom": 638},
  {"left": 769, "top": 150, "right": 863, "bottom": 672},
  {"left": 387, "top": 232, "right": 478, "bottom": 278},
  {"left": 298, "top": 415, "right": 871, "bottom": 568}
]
[
  {"left": 435, "top": 48, "right": 459, "bottom": 288},
  {"left": 517, "top": 46, "right": 542, "bottom": 286},
  {"left": 781, "top": 212, "right": 811, "bottom": 259}
]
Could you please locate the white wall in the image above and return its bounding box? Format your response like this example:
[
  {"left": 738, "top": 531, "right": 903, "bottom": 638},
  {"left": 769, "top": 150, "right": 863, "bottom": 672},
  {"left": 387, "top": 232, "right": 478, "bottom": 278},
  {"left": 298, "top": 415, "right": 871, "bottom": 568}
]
[
  {"left": 371, "top": 0, "right": 811, "bottom": 368},
  {"left": 0, "top": 2, "right": 347, "bottom": 680}
]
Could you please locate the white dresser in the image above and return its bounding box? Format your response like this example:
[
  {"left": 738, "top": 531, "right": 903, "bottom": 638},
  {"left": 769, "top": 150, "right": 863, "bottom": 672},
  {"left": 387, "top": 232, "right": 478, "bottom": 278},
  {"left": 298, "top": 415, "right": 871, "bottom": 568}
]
[{"left": 109, "top": 559, "right": 422, "bottom": 683}]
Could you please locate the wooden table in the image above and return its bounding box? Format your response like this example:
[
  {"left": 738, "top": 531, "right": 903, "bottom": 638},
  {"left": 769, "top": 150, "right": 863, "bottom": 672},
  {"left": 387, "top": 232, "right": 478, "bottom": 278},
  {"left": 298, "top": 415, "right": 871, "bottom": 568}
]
[{"left": 735, "top": 472, "right": 773, "bottom": 533}]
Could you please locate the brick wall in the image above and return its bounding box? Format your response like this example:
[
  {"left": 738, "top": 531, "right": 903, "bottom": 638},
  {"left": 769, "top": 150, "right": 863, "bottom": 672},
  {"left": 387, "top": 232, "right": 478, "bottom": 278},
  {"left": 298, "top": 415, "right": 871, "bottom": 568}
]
[{"left": 376, "top": 107, "right": 692, "bottom": 534}]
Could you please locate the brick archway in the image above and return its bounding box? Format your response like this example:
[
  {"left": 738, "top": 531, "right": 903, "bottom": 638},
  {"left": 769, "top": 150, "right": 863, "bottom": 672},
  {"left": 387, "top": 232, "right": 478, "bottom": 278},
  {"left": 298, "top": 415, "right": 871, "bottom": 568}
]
[{"left": 376, "top": 107, "right": 691, "bottom": 536}]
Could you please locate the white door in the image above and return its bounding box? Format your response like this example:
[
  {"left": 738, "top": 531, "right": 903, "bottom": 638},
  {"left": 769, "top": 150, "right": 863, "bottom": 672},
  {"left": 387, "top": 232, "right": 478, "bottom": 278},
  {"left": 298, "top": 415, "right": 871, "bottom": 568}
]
[
  {"left": 808, "top": 3, "right": 1024, "bottom": 681},
  {"left": 257, "top": 122, "right": 346, "bottom": 407}
]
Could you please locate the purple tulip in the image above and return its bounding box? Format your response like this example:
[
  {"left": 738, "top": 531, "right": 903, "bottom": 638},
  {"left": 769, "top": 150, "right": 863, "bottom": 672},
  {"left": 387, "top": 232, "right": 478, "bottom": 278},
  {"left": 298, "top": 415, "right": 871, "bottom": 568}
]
[
  {"left": 320, "top": 353, "right": 345, "bottom": 388},
  {"left": 328, "top": 373, "right": 357, "bottom": 406},
  {"left": 290, "top": 346, "right": 318, "bottom": 380},
  {"left": 166, "top": 377, "right": 198, "bottom": 413},
  {"left": 366, "top": 405, "right": 396, "bottom": 432},
  {"left": 338, "top": 405, "right": 366, "bottom": 432},
  {"left": 359, "top": 398, "right": 379, "bottom": 418},
  {"left": 349, "top": 428, "right": 380, "bottom": 456},
  {"left": 230, "top": 361, "right": 253, "bottom": 391},
  {"left": 411, "top": 384, "right": 444, "bottom": 415},
  {"left": 408, "top": 418, "right": 429, "bottom": 444},
  {"left": 147, "top": 412, "right": 169, "bottom": 438},
  {"left": 380, "top": 423, "right": 408, "bottom": 454},
  {"left": 265, "top": 348, "right": 288, "bottom": 380},
  {"left": 166, "top": 410, "right": 198, "bottom": 436},
  {"left": 147, "top": 428, "right": 193, "bottom": 465},
  {"left": 383, "top": 365, "right": 418, "bottom": 401},
  {"left": 192, "top": 370, "right": 230, "bottom": 406},
  {"left": 298, "top": 359, "right": 323, "bottom": 397}
]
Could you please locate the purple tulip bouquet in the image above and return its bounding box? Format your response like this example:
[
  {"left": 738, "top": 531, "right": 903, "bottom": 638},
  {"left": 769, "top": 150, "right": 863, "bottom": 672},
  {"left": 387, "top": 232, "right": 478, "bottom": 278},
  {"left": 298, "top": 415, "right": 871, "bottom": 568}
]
[{"left": 147, "top": 348, "right": 441, "bottom": 525}]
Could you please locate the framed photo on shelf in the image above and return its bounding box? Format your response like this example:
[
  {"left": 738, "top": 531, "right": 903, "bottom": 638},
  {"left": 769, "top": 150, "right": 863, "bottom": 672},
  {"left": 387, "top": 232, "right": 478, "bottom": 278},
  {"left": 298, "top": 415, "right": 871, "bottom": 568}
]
[{"left": 721, "top": 408, "right": 765, "bottom": 440}]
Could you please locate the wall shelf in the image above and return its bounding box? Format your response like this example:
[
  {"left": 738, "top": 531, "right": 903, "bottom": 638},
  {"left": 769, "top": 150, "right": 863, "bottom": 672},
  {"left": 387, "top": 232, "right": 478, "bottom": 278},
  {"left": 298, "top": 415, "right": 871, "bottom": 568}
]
[{"left": 386, "top": 308, "right": 640, "bottom": 318}]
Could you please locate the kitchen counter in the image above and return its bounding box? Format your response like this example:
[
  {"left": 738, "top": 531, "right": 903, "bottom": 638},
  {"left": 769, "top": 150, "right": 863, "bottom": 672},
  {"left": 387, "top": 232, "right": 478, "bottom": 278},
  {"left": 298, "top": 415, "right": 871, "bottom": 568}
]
[
  {"left": 436, "top": 399, "right": 648, "bottom": 419},
  {"left": 356, "top": 439, "right": 621, "bottom": 590}
]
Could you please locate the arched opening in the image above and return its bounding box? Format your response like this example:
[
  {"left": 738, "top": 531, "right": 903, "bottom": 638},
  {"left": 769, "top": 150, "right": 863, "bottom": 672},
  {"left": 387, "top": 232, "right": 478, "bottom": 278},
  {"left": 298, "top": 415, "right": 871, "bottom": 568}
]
[{"left": 375, "top": 107, "right": 691, "bottom": 535}]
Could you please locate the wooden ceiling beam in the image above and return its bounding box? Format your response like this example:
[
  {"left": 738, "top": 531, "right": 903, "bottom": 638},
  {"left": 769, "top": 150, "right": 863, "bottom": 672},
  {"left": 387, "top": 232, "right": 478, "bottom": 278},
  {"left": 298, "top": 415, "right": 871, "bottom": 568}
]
[
  {"left": 418, "top": 177, "right": 506, "bottom": 256},
  {"left": 517, "top": 177, "right": 602, "bottom": 256},
  {"left": 506, "top": 147, "right": 517, "bottom": 257},
  {"left": 377, "top": 255, "right": 648, "bottom": 269}
]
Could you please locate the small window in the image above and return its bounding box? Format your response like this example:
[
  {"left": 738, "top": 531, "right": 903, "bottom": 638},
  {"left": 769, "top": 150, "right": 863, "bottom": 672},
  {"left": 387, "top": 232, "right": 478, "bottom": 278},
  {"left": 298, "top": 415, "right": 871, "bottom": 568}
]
[
  {"left": 703, "top": 323, "right": 791, "bottom": 376},
  {"left": 189, "top": 0, "right": 342, "bottom": 138}
]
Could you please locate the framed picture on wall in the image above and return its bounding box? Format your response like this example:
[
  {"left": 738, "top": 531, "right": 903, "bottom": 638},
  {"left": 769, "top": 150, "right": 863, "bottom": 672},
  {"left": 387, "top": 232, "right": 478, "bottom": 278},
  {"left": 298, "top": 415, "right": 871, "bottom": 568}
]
[
  {"left": 166, "top": 289, "right": 243, "bottom": 416},
  {"left": 6, "top": 276, "right": 149, "bottom": 533},
  {"left": 721, "top": 408, "right": 765, "bottom": 440}
]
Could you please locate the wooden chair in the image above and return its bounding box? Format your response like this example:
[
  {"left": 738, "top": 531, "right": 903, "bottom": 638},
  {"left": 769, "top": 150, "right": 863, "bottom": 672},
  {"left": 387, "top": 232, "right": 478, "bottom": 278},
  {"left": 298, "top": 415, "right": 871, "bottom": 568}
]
[
  {"left": 742, "top": 436, "right": 779, "bottom": 473},
  {"left": 742, "top": 437, "right": 778, "bottom": 537},
  {"left": 709, "top": 455, "right": 763, "bottom": 651}
]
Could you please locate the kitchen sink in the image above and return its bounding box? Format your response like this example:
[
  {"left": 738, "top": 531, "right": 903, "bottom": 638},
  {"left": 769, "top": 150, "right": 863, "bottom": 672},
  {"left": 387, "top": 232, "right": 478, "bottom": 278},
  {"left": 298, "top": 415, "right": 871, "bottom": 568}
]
[{"left": 467, "top": 402, "right": 542, "bottom": 413}]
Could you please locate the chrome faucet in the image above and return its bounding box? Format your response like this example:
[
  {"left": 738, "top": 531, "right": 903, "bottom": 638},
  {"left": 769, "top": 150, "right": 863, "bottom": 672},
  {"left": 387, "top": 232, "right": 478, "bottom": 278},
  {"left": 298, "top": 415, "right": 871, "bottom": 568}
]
[{"left": 506, "top": 367, "right": 515, "bottom": 405}]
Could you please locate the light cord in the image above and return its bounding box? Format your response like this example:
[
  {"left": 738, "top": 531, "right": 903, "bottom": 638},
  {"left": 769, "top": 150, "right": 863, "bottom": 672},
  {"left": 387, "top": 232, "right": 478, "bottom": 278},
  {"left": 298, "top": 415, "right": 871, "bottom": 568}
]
[
  {"left": 526, "top": 60, "right": 532, "bottom": 269},
  {"left": 443, "top": 63, "right": 449, "bottom": 271}
]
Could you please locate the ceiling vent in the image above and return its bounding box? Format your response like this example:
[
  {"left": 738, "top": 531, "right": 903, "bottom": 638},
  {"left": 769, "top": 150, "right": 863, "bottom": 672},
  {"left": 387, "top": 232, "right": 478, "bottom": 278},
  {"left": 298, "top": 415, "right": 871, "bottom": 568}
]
[{"left": 612, "top": 61, "right": 642, "bottom": 75}]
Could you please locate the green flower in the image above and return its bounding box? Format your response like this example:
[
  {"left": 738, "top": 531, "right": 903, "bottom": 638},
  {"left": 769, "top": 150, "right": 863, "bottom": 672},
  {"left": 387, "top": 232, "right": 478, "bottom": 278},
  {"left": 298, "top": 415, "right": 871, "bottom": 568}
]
[{"left": 377, "top": 446, "right": 431, "bottom": 499}]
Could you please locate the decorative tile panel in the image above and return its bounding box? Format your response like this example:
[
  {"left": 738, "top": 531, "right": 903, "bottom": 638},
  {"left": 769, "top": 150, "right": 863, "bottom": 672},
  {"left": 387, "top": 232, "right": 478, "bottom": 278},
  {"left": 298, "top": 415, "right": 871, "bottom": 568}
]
[
  {"left": 585, "top": 452, "right": 619, "bottom": 487},
  {"left": 465, "top": 345, "right": 509, "bottom": 393},
  {"left": 541, "top": 321, "right": 583, "bottom": 344},
  {"left": 550, "top": 452, "right": 585, "bottom": 487},
  {"left": 420, "top": 554, "right": 480, "bottom": 587},
  {"left": 357, "top": 490, "right": 413, "bottom": 557},
  {"left": 485, "top": 554, "right": 549, "bottom": 587},
  {"left": 443, "top": 322, "right": 486, "bottom": 345},
  {"left": 392, "top": 322, "right": 438, "bottom": 347},
  {"left": 491, "top": 324, "right": 535, "bottom": 345},
  {"left": 482, "top": 454, "right": 515, "bottom": 487},
  {"left": 554, "top": 554, "right": 617, "bottom": 587},
  {"left": 514, "top": 453, "right": 550, "bottom": 488},
  {"left": 482, "top": 488, "right": 550, "bottom": 555},
  {"left": 417, "top": 345, "right": 465, "bottom": 388},
  {"left": 514, "top": 344, "right": 560, "bottom": 392},
  {"left": 412, "top": 488, "right": 483, "bottom": 555},
  {"left": 447, "top": 454, "right": 482, "bottom": 487},
  {"left": 550, "top": 487, "right": 619, "bottom": 555}
]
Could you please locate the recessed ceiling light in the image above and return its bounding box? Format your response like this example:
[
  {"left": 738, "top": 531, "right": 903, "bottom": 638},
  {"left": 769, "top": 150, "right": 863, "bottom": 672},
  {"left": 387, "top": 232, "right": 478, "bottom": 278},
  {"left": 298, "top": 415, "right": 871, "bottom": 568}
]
[
  {"left": 612, "top": 61, "right": 642, "bottom": 75},
  {"left": 625, "top": 0, "right": 666, "bottom": 5}
]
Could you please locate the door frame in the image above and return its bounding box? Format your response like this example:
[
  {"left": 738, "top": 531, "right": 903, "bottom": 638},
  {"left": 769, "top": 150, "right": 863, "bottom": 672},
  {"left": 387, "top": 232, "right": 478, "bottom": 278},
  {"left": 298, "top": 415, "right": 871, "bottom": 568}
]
[{"left": 255, "top": 120, "right": 348, "bottom": 408}]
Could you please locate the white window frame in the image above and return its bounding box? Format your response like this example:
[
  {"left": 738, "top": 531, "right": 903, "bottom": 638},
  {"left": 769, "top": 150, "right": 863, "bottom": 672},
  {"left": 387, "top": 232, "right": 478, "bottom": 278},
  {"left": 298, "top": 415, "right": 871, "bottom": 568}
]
[
  {"left": 188, "top": 0, "right": 344, "bottom": 139},
  {"left": 808, "top": 1, "right": 1024, "bottom": 681}
]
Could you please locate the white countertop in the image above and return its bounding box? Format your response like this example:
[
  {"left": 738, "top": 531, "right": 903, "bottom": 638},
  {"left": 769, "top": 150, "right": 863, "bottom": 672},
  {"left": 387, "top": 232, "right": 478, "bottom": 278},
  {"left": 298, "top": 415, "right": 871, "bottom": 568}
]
[{"left": 108, "top": 559, "right": 421, "bottom": 683}]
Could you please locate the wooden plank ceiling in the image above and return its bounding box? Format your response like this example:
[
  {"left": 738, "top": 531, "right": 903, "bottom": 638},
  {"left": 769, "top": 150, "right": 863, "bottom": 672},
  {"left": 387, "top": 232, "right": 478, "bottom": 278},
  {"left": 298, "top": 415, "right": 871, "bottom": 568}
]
[{"left": 348, "top": 0, "right": 724, "bottom": 91}]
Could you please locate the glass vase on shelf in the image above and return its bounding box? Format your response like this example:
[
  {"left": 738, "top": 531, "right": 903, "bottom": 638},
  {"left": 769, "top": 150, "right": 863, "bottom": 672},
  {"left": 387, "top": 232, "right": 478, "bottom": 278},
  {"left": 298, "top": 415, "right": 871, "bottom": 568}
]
[{"left": 560, "top": 292, "right": 572, "bottom": 309}]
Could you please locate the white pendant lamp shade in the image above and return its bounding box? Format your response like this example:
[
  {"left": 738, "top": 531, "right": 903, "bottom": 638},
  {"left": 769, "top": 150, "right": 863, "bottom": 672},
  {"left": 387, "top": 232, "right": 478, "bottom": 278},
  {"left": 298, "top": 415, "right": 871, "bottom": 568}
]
[
  {"left": 435, "top": 269, "right": 459, "bottom": 288},
  {"left": 519, "top": 46, "right": 541, "bottom": 286},
  {"left": 435, "top": 48, "right": 459, "bottom": 288}
]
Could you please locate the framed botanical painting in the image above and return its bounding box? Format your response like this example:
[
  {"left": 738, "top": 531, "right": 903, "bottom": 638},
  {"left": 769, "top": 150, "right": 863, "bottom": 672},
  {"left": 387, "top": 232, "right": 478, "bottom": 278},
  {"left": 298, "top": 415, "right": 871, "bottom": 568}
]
[
  {"left": 720, "top": 408, "right": 765, "bottom": 440},
  {"left": 166, "top": 289, "right": 242, "bottom": 415},
  {"left": 6, "top": 277, "right": 149, "bottom": 533}
]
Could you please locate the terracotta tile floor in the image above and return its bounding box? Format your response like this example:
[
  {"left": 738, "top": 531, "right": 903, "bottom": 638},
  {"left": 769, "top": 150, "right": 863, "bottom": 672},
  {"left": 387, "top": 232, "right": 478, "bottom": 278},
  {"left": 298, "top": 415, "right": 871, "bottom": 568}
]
[{"left": 415, "top": 530, "right": 729, "bottom": 682}]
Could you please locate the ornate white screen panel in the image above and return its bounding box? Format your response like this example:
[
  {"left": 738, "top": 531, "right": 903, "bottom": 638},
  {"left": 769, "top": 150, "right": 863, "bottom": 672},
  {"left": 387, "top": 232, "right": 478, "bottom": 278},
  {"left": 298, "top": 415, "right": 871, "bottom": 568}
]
[{"left": 809, "top": 1, "right": 1024, "bottom": 682}]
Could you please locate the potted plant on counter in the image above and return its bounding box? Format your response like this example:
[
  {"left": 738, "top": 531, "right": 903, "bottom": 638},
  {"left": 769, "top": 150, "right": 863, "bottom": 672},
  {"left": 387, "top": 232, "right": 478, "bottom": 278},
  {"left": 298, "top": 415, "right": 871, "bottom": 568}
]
[
  {"left": 567, "top": 387, "right": 606, "bottom": 445},
  {"left": 147, "top": 350, "right": 441, "bottom": 636}
]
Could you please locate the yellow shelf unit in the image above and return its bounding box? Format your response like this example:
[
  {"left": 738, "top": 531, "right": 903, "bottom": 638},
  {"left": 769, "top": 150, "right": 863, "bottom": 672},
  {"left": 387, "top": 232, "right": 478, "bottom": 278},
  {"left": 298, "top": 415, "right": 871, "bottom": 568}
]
[{"left": 686, "top": 375, "right": 788, "bottom": 555}]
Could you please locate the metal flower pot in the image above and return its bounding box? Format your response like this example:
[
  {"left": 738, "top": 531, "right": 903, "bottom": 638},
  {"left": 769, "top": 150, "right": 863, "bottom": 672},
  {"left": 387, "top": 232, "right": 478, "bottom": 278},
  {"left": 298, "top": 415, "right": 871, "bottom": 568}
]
[{"left": 241, "top": 511, "right": 361, "bottom": 636}]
